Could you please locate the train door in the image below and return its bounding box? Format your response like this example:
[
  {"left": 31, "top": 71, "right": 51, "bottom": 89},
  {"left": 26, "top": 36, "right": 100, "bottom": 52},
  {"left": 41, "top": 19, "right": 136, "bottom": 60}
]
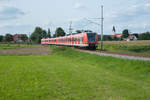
[
  {"left": 78, "top": 36, "right": 80, "bottom": 45},
  {"left": 72, "top": 37, "right": 75, "bottom": 45},
  {"left": 80, "top": 36, "right": 83, "bottom": 45},
  {"left": 75, "top": 37, "right": 77, "bottom": 45}
]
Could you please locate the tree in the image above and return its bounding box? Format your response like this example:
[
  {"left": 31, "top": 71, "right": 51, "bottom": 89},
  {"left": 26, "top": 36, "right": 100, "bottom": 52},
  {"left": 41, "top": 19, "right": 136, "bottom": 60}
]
[
  {"left": 47, "top": 28, "right": 51, "bottom": 38},
  {"left": 30, "top": 27, "right": 46, "bottom": 43},
  {"left": 122, "top": 29, "right": 129, "bottom": 38},
  {"left": 21, "top": 34, "right": 28, "bottom": 42},
  {"left": 76, "top": 30, "right": 83, "bottom": 33},
  {"left": 138, "top": 32, "right": 150, "bottom": 40},
  {"left": 54, "top": 27, "right": 66, "bottom": 37},
  {"left": 84, "top": 30, "right": 93, "bottom": 32},
  {"left": 0, "top": 35, "right": 4, "bottom": 42},
  {"left": 30, "top": 33, "right": 37, "bottom": 42},
  {"left": 42, "top": 30, "right": 47, "bottom": 38},
  {"left": 5, "top": 34, "right": 13, "bottom": 42},
  {"left": 98, "top": 35, "right": 113, "bottom": 41},
  {"left": 76, "top": 30, "right": 92, "bottom": 33}
]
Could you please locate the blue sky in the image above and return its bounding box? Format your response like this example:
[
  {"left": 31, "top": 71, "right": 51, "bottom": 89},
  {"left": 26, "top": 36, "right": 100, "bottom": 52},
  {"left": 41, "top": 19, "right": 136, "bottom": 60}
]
[{"left": 0, "top": 0, "right": 150, "bottom": 35}]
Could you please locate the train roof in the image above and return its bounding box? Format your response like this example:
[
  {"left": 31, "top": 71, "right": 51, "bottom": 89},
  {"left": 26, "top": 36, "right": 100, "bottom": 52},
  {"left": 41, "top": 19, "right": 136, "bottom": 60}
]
[
  {"left": 67, "top": 32, "right": 96, "bottom": 36},
  {"left": 42, "top": 32, "right": 97, "bottom": 40}
]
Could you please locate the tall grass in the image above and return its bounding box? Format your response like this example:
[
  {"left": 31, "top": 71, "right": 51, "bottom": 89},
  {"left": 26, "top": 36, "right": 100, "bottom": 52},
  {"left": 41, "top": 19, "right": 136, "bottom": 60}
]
[{"left": 98, "top": 40, "right": 150, "bottom": 55}]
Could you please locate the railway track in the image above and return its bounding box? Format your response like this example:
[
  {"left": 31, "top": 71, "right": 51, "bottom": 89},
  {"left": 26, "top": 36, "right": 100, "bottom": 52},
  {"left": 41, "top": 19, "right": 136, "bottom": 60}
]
[{"left": 76, "top": 48, "right": 150, "bottom": 61}]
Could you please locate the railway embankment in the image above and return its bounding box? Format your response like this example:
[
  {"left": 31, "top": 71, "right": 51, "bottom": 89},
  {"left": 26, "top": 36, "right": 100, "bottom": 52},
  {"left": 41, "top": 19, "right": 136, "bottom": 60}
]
[{"left": 78, "top": 49, "right": 150, "bottom": 61}]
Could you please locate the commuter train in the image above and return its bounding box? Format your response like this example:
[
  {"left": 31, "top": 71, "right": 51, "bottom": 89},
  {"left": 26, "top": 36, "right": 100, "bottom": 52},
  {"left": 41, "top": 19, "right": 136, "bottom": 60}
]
[{"left": 41, "top": 32, "right": 98, "bottom": 49}]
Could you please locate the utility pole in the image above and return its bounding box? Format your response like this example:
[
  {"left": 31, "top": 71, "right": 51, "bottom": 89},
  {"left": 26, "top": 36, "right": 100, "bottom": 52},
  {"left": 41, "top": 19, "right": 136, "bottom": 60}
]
[
  {"left": 69, "top": 21, "right": 73, "bottom": 43},
  {"left": 101, "top": 5, "right": 104, "bottom": 50},
  {"left": 28, "top": 32, "right": 31, "bottom": 44},
  {"left": 69, "top": 21, "right": 72, "bottom": 35}
]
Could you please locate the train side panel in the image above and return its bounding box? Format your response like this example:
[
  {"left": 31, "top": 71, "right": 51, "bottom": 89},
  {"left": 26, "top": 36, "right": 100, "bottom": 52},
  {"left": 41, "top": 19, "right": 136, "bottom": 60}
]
[{"left": 41, "top": 32, "right": 98, "bottom": 49}]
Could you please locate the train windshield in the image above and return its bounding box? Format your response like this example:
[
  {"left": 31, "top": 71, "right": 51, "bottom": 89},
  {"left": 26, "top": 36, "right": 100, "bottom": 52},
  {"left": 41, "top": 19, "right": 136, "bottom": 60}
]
[{"left": 87, "top": 33, "right": 96, "bottom": 42}]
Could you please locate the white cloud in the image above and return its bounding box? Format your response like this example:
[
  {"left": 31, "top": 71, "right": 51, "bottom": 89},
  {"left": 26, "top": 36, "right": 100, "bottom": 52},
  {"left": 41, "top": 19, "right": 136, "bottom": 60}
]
[
  {"left": 145, "top": 2, "right": 150, "bottom": 6},
  {"left": 106, "top": 3, "right": 150, "bottom": 23},
  {"left": 73, "top": 3, "right": 86, "bottom": 9},
  {"left": 68, "top": 18, "right": 82, "bottom": 22},
  {"left": 0, "top": 23, "right": 33, "bottom": 35},
  {"left": 0, "top": 6, "right": 25, "bottom": 21},
  {"left": 0, "top": 0, "right": 150, "bottom": 35}
]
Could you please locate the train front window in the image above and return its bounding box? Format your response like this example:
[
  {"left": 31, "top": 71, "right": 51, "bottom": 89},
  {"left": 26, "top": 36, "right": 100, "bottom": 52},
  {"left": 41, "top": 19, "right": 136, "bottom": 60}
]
[{"left": 87, "top": 33, "right": 96, "bottom": 42}]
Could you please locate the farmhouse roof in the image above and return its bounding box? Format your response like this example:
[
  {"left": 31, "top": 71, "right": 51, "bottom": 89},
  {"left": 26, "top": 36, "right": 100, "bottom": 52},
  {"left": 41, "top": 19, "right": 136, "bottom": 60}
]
[{"left": 112, "top": 33, "right": 123, "bottom": 38}]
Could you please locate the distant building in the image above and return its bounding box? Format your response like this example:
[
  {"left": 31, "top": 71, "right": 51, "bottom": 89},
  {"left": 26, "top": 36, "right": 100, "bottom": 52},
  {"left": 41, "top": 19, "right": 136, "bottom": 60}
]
[
  {"left": 126, "top": 34, "right": 137, "bottom": 41},
  {"left": 111, "top": 33, "right": 139, "bottom": 41},
  {"left": 13, "top": 34, "right": 25, "bottom": 42},
  {"left": 112, "top": 33, "right": 122, "bottom": 39},
  {"left": 132, "top": 33, "right": 139, "bottom": 38}
]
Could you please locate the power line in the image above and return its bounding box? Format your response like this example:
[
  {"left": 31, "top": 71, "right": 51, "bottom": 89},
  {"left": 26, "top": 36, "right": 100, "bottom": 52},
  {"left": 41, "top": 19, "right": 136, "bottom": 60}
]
[{"left": 84, "top": 18, "right": 100, "bottom": 26}]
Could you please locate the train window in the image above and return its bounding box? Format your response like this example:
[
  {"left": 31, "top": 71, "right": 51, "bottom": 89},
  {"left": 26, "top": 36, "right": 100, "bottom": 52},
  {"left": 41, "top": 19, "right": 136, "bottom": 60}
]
[
  {"left": 87, "top": 33, "right": 96, "bottom": 42},
  {"left": 77, "top": 37, "right": 80, "bottom": 42}
]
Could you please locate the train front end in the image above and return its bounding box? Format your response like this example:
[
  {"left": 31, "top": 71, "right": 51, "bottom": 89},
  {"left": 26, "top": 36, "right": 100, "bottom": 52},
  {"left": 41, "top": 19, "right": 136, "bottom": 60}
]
[{"left": 86, "top": 32, "right": 98, "bottom": 49}]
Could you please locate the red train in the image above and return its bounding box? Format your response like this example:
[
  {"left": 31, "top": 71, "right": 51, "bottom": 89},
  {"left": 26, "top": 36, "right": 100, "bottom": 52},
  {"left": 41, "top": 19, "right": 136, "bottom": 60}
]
[{"left": 41, "top": 32, "right": 99, "bottom": 49}]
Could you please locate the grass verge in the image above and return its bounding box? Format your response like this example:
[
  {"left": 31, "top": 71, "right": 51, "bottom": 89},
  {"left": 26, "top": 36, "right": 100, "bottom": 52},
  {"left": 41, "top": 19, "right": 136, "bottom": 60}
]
[{"left": 98, "top": 40, "right": 150, "bottom": 55}]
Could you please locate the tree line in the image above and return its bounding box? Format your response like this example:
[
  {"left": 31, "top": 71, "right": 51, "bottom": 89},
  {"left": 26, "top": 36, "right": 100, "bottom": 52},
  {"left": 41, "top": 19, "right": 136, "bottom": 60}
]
[
  {"left": 138, "top": 32, "right": 150, "bottom": 40},
  {"left": 0, "top": 26, "right": 66, "bottom": 44},
  {"left": 0, "top": 34, "right": 28, "bottom": 43},
  {"left": 30, "top": 27, "right": 66, "bottom": 44},
  {"left": 1, "top": 27, "right": 150, "bottom": 43},
  {"left": 99, "top": 29, "right": 150, "bottom": 41}
]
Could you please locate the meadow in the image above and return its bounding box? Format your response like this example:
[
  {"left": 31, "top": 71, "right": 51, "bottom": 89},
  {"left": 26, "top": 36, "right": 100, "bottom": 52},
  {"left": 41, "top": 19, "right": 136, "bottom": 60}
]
[
  {"left": 0, "top": 46, "right": 150, "bottom": 100},
  {"left": 98, "top": 40, "right": 150, "bottom": 55}
]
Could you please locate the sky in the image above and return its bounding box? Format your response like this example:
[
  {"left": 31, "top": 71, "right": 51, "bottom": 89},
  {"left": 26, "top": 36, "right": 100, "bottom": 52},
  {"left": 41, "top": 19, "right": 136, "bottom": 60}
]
[{"left": 0, "top": 0, "right": 150, "bottom": 35}]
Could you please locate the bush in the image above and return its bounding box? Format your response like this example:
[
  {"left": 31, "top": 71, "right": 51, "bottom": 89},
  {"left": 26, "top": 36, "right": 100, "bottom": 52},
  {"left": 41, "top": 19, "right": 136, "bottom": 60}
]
[
  {"left": 0, "top": 35, "right": 4, "bottom": 42},
  {"left": 138, "top": 32, "right": 150, "bottom": 40}
]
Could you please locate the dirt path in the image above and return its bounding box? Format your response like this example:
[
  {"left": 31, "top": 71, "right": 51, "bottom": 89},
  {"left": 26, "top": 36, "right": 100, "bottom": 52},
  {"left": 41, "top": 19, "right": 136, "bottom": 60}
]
[
  {"left": 78, "top": 49, "right": 150, "bottom": 61},
  {"left": 0, "top": 48, "right": 50, "bottom": 55}
]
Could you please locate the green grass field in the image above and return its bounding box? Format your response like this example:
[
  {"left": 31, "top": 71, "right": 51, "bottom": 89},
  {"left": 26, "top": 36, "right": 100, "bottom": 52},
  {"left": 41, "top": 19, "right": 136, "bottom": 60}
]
[
  {"left": 98, "top": 40, "right": 150, "bottom": 55},
  {"left": 0, "top": 46, "right": 150, "bottom": 100}
]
